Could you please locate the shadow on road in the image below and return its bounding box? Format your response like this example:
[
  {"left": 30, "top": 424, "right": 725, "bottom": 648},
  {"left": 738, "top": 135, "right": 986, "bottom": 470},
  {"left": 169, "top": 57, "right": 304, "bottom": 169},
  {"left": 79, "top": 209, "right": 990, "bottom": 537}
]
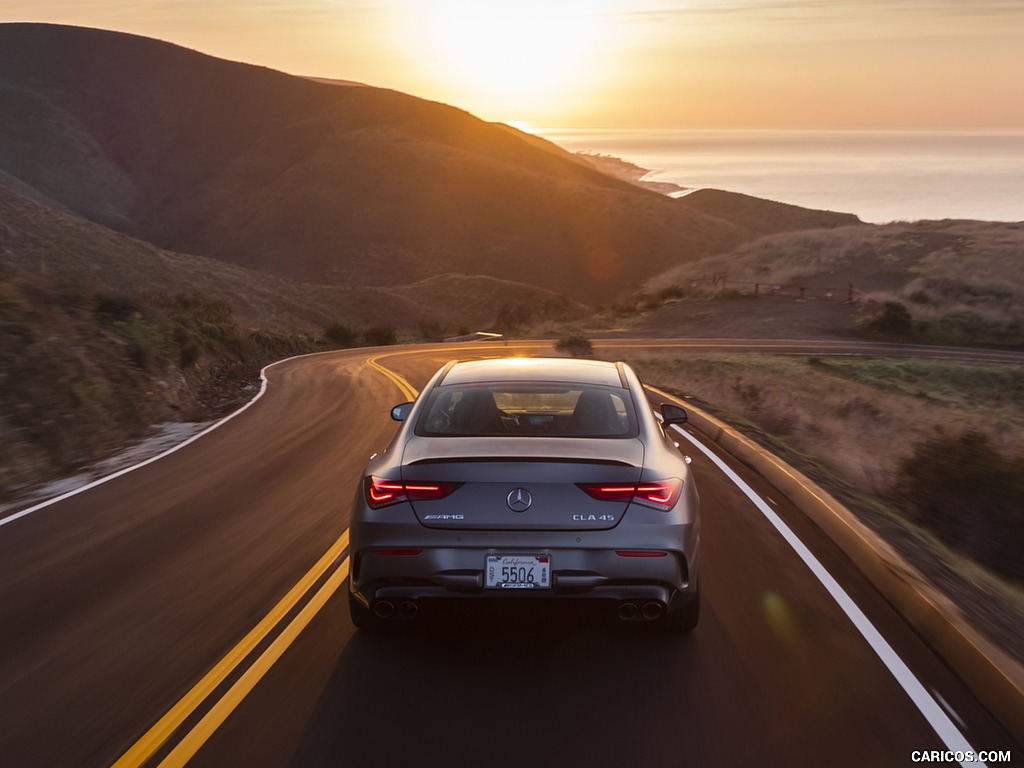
[{"left": 286, "top": 601, "right": 780, "bottom": 768}]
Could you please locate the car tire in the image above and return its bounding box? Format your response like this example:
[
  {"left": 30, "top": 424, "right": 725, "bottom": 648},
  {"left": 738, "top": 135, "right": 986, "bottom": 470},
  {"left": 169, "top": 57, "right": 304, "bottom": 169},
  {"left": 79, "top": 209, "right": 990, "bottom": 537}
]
[{"left": 662, "top": 580, "right": 700, "bottom": 634}]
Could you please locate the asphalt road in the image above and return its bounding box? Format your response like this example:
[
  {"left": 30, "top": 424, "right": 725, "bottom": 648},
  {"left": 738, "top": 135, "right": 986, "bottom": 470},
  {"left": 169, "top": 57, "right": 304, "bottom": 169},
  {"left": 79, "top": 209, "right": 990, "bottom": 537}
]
[{"left": 0, "top": 341, "right": 1020, "bottom": 767}]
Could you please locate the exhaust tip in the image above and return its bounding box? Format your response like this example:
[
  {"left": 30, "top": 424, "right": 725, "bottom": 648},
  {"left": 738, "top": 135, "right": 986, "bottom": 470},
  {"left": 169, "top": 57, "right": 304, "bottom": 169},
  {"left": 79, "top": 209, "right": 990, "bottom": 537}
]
[
  {"left": 397, "top": 600, "right": 419, "bottom": 619},
  {"left": 641, "top": 601, "right": 665, "bottom": 621},
  {"left": 618, "top": 602, "right": 639, "bottom": 621},
  {"left": 373, "top": 600, "right": 396, "bottom": 619}
]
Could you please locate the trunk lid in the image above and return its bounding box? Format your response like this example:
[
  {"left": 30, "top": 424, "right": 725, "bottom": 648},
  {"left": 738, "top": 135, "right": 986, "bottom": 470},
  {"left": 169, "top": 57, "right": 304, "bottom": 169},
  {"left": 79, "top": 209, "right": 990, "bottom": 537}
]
[{"left": 400, "top": 437, "right": 645, "bottom": 531}]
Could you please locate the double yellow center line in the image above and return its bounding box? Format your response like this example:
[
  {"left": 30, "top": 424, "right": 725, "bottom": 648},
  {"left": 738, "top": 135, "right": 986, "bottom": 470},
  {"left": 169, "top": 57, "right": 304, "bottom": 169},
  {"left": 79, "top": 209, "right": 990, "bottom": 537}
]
[
  {"left": 113, "top": 532, "right": 350, "bottom": 767},
  {"left": 366, "top": 354, "right": 419, "bottom": 401},
  {"left": 115, "top": 354, "right": 418, "bottom": 767}
]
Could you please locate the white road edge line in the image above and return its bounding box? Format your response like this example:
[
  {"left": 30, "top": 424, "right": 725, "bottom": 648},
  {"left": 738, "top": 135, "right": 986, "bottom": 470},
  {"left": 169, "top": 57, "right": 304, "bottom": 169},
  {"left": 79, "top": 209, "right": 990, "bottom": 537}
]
[
  {"left": 0, "top": 376, "right": 268, "bottom": 528},
  {"left": 0, "top": 349, "right": 335, "bottom": 529},
  {"left": 671, "top": 423, "right": 984, "bottom": 768}
]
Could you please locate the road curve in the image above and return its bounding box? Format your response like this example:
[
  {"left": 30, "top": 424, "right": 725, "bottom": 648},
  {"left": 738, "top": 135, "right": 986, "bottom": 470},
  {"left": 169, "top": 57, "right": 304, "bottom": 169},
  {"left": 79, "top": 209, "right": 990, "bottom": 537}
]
[{"left": 0, "top": 341, "right": 1019, "bottom": 767}]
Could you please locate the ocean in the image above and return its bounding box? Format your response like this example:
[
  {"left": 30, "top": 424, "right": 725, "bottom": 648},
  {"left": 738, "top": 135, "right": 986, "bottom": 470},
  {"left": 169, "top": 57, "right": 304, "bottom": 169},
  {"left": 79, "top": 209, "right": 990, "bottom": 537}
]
[{"left": 534, "top": 129, "right": 1024, "bottom": 224}]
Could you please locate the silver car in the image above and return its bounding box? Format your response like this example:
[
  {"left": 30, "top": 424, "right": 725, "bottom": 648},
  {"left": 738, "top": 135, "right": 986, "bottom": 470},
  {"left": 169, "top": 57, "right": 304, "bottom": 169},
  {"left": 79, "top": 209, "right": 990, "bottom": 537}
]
[{"left": 348, "top": 357, "right": 701, "bottom": 632}]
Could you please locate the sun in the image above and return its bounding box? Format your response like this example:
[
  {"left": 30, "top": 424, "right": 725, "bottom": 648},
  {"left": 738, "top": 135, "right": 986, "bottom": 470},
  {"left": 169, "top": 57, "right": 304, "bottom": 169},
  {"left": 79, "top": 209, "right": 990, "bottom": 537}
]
[
  {"left": 427, "top": 1, "right": 595, "bottom": 89},
  {"left": 404, "top": 0, "right": 611, "bottom": 117}
]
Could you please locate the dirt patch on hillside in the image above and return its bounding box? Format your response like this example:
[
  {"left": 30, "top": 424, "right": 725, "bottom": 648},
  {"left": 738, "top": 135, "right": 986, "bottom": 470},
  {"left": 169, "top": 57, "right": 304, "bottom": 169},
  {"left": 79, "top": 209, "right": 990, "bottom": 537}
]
[{"left": 607, "top": 295, "right": 860, "bottom": 340}]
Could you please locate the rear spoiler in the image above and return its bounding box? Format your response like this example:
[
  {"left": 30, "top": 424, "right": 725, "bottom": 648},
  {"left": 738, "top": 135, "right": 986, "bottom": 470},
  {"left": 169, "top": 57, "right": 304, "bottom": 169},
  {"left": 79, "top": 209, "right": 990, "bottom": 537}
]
[{"left": 407, "top": 457, "right": 634, "bottom": 467}]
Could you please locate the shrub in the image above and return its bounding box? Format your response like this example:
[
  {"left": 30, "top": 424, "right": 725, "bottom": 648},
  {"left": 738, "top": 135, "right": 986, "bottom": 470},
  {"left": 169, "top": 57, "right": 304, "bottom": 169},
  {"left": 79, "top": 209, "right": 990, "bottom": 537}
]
[
  {"left": 162, "top": 294, "right": 234, "bottom": 323},
  {"left": 859, "top": 300, "right": 912, "bottom": 335},
  {"left": 364, "top": 325, "right": 398, "bottom": 346},
  {"left": 179, "top": 342, "right": 202, "bottom": 369},
  {"left": 936, "top": 311, "right": 988, "bottom": 342},
  {"left": 610, "top": 298, "right": 640, "bottom": 316},
  {"left": 114, "top": 313, "right": 166, "bottom": 370},
  {"left": 657, "top": 284, "right": 685, "bottom": 302},
  {"left": 94, "top": 293, "right": 142, "bottom": 323},
  {"left": 731, "top": 376, "right": 763, "bottom": 409},
  {"left": 416, "top": 320, "right": 444, "bottom": 342},
  {"left": 324, "top": 323, "right": 358, "bottom": 346},
  {"left": 496, "top": 302, "right": 533, "bottom": 331},
  {"left": 895, "top": 430, "right": 1024, "bottom": 582},
  {"left": 555, "top": 334, "right": 594, "bottom": 358}
]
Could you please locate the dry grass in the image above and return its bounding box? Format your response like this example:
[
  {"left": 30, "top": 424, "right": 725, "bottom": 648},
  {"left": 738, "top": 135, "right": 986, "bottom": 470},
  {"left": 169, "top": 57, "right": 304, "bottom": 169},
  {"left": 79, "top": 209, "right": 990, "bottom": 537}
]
[
  {"left": 642, "top": 225, "right": 878, "bottom": 294},
  {"left": 618, "top": 350, "right": 1024, "bottom": 657},
  {"left": 0, "top": 267, "right": 326, "bottom": 502},
  {"left": 892, "top": 222, "right": 1024, "bottom": 343},
  {"left": 625, "top": 353, "right": 1024, "bottom": 493},
  {"left": 634, "top": 220, "right": 1024, "bottom": 344}
]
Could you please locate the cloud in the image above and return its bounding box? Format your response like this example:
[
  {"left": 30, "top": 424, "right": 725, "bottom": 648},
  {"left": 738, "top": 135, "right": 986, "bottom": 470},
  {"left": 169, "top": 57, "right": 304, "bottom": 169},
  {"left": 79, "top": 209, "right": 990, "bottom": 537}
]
[
  {"left": 603, "top": 0, "right": 1024, "bottom": 44},
  {"left": 607, "top": 0, "right": 1024, "bottom": 21}
]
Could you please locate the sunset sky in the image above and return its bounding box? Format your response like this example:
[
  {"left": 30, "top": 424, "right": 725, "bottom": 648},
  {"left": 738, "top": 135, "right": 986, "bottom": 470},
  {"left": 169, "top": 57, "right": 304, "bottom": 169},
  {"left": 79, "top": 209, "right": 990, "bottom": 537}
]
[{"left": 4, "top": 1, "right": 1023, "bottom": 130}]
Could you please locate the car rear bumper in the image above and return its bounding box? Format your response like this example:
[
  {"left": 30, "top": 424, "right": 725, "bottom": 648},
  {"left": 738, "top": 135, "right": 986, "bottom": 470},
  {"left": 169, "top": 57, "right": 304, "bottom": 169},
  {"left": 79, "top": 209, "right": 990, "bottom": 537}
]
[{"left": 350, "top": 533, "right": 699, "bottom": 606}]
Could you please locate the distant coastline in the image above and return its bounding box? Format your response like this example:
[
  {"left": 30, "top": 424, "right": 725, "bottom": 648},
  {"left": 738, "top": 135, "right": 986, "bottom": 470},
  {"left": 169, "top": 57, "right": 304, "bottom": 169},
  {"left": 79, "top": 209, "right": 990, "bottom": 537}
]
[
  {"left": 575, "top": 151, "right": 687, "bottom": 196},
  {"left": 541, "top": 128, "right": 1024, "bottom": 223}
]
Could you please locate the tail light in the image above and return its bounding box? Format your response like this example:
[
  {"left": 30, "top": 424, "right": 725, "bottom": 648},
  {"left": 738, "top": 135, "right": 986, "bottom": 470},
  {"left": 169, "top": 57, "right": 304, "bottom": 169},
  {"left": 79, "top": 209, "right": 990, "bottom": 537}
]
[
  {"left": 578, "top": 478, "right": 683, "bottom": 511},
  {"left": 364, "top": 476, "right": 462, "bottom": 509},
  {"left": 578, "top": 484, "right": 636, "bottom": 502},
  {"left": 616, "top": 551, "right": 669, "bottom": 558},
  {"left": 633, "top": 480, "right": 684, "bottom": 510}
]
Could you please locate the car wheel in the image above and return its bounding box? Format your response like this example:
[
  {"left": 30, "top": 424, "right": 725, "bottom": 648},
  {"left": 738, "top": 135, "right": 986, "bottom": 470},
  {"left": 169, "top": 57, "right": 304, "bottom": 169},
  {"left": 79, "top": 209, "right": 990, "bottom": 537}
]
[{"left": 661, "top": 580, "right": 700, "bottom": 634}]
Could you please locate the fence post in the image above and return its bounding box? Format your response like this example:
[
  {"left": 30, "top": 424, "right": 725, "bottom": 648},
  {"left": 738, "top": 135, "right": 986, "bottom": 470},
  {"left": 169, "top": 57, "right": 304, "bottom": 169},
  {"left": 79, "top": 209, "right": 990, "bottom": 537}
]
[{"left": 799, "top": 286, "right": 806, "bottom": 300}]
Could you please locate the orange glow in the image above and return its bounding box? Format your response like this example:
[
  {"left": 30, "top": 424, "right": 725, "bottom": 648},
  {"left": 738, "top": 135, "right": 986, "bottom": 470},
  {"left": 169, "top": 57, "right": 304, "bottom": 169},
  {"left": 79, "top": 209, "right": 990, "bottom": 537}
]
[
  {"left": 3, "top": 2, "right": 1022, "bottom": 129},
  {"left": 390, "top": 0, "right": 617, "bottom": 120}
]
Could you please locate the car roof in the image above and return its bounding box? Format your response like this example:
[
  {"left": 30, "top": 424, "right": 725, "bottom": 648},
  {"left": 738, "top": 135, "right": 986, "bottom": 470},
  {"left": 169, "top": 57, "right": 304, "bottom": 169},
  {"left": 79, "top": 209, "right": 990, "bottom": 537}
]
[{"left": 439, "top": 357, "right": 627, "bottom": 388}]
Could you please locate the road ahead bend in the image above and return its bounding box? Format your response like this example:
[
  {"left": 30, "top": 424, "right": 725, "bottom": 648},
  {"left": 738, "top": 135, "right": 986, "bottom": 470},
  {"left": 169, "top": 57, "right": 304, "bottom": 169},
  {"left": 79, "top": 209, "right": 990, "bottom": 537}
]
[{"left": 0, "top": 341, "right": 1019, "bottom": 767}]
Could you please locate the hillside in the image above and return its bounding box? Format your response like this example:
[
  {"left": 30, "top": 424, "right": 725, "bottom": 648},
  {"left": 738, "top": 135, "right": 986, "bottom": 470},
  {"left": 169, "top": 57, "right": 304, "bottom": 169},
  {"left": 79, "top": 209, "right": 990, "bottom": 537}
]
[
  {"left": 594, "top": 220, "right": 1024, "bottom": 345},
  {"left": 0, "top": 22, "right": 864, "bottom": 503},
  {"left": 0, "top": 183, "right": 584, "bottom": 334},
  {"left": 0, "top": 23, "right": 857, "bottom": 306},
  {"left": 0, "top": 182, "right": 586, "bottom": 503}
]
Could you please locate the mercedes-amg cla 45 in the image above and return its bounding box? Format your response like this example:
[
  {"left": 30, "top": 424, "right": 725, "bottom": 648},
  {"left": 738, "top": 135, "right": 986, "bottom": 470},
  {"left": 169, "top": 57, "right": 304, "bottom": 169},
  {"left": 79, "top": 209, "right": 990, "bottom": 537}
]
[{"left": 349, "top": 357, "right": 701, "bottom": 633}]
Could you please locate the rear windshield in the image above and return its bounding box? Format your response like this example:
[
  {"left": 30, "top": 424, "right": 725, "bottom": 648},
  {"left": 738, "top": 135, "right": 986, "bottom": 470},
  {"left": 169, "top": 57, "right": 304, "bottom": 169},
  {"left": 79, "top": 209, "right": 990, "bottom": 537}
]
[{"left": 415, "top": 384, "right": 638, "bottom": 438}]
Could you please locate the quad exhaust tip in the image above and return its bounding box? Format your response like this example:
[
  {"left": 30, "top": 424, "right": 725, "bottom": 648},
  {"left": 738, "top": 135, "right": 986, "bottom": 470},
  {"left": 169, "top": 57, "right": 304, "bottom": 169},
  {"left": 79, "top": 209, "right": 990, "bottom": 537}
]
[
  {"left": 641, "top": 601, "right": 665, "bottom": 620},
  {"left": 618, "top": 601, "right": 666, "bottom": 622},
  {"left": 373, "top": 600, "right": 419, "bottom": 620},
  {"left": 618, "top": 602, "right": 639, "bottom": 621}
]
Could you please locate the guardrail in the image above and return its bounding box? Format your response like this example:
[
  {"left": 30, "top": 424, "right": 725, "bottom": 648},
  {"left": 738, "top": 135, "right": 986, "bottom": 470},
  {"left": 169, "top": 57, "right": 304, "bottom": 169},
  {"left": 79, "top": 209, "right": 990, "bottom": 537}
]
[
  {"left": 442, "top": 331, "right": 505, "bottom": 343},
  {"left": 649, "top": 385, "right": 1024, "bottom": 740}
]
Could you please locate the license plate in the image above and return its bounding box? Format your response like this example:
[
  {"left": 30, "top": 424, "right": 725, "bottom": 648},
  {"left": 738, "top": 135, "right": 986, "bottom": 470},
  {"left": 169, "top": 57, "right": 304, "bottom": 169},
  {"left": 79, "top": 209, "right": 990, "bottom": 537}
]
[{"left": 485, "top": 554, "right": 551, "bottom": 589}]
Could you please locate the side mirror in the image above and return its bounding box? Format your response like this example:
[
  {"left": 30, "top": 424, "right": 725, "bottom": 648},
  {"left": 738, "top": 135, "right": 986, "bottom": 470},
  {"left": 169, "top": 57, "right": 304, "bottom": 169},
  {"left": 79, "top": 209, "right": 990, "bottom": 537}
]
[
  {"left": 661, "top": 404, "right": 688, "bottom": 426},
  {"left": 391, "top": 402, "right": 414, "bottom": 421}
]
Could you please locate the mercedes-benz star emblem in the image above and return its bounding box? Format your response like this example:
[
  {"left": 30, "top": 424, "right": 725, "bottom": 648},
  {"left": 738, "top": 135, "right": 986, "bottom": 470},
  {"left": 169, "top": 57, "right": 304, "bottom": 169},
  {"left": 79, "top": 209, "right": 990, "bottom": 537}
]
[{"left": 507, "top": 488, "right": 533, "bottom": 512}]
